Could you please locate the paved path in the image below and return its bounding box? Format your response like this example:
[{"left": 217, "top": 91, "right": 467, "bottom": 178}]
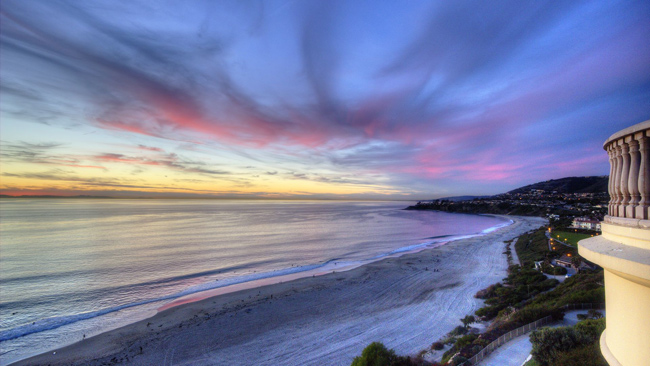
[
  {"left": 510, "top": 238, "right": 520, "bottom": 266},
  {"left": 479, "top": 310, "right": 605, "bottom": 366}
]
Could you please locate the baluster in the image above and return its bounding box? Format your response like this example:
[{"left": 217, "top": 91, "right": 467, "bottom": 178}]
[
  {"left": 608, "top": 145, "right": 615, "bottom": 215},
  {"left": 613, "top": 143, "right": 623, "bottom": 217},
  {"left": 637, "top": 135, "right": 649, "bottom": 219},
  {"left": 627, "top": 139, "right": 640, "bottom": 218},
  {"left": 620, "top": 141, "right": 630, "bottom": 217}
]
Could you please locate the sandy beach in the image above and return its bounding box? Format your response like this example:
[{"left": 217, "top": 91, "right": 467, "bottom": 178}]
[{"left": 13, "top": 215, "right": 546, "bottom": 366}]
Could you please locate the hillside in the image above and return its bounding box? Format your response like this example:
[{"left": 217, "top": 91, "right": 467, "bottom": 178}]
[
  {"left": 507, "top": 176, "right": 608, "bottom": 195},
  {"left": 408, "top": 175, "right": 609, "bottom": 218}
]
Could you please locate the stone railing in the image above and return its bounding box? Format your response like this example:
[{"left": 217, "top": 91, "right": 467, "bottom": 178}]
[{"left": 605, "top": 120, "right": 650, "bottom": 219}]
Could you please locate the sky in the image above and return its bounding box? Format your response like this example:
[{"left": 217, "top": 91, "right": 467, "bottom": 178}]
[{"left": 1, "top": 0, "right": 649, "bottom": 200}]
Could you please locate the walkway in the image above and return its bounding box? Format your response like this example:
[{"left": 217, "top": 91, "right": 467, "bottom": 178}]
[
  {"left": 509, "top": 238, "right": 520, "bottom": 266},
  {"left": 479, "top": 310, "right": 605, "bottom": 366}
]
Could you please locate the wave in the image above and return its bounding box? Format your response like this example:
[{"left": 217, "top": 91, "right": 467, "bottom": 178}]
[{"left": 0, "top": 219, "right": 512, "bottom": 343}]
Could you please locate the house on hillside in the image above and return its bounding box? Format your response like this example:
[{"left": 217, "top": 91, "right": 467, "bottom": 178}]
[
  {"left": 554, "top": 254, "right": 575, "bottom": 268},
  {"left": 570, "top": 217, "right": 601, "bottom": 231}
]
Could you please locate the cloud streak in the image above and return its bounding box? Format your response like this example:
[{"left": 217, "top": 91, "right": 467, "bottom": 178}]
[{"left": 1, "top": 0, "right": 649, "bottom": 196}]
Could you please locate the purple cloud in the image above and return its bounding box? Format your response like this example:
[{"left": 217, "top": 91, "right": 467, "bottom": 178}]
[{"left": 1, "top": 0, "right": 649, "bottom": 196}]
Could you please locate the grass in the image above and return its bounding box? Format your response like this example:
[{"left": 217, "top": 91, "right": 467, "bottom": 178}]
[
  {"left": 515, "top": 228, "right": 551, "bottom": 267},
  {"left": 516, "top": 227, "right": 578, "bottom": 268},
  {"left": 551, "top": 230, "right": 594, "bottom": 247}
]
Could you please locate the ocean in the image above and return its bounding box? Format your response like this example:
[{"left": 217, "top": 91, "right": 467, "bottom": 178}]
[{"left": 0, "top": 199, "right": 510, "bottom": 364}]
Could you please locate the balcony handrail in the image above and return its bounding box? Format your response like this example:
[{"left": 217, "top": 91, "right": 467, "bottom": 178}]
[{"left": 604, "top": 120, "right": 650, "bottom": 220}]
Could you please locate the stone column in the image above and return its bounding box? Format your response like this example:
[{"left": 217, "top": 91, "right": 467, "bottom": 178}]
[
  {"left": 637, "top": 135, "right": 650, "bottom": 220},
  {"left": 613, "top": 143, "right": 623, "bottom": 217},
  {"left": 627, "top": 139, "right": 640, "bottom": 218},
  {"left": 620, "top": 142, "right": 630, "bottom": 217},
  {"left": 608, "top": 145, "right": 615, "bottom": 215}
]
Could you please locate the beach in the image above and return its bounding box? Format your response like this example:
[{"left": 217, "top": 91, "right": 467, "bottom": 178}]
[{"left": 13, "top": 215, "right": 546, "bottom": 366}]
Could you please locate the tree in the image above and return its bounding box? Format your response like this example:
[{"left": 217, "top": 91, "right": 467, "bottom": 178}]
[
  {"left": 460, "top": 315, "right": 475, "bottom": 329},
  {"left": 350, "top": 342, "right": 417, "bottom": 366}
]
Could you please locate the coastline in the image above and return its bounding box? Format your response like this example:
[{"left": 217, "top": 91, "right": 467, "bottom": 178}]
[{"left": 11, "top": 215, "right": 547, "bottom": 366}]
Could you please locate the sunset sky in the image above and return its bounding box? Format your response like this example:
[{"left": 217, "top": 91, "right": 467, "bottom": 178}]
[{"left": 1, "top": 0, "right": 649, "bottom": 199}]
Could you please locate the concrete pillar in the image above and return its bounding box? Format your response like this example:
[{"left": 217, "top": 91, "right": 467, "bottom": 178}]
[
  {"left": 620, "top": 142, "right": 630, "bottom": 217},
  {"left": 608, "top": 145, "right": 616, "bottom": 215},
  {"left": 627, "top": 139, "right": 640, "bottom": 218},
  {"left": 613, "top": 143, "right": 623, "bottom": 217},
  {"left": 638, "top": 136, "right": 649, "bottom": 220}
]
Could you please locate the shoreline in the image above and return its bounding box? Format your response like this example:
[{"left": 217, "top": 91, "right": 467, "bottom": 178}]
[
  {"left": 11, "top": 215, "right": 546, "bottom": 366},
  {"left": 157, "top": 215, "right": 513, "bottom": 313}
]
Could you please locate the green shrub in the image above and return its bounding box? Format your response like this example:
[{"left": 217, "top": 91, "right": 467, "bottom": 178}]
[
  {"left": 541, "top": 262, "right": 567, "bottom": 275},
  {"left": 530, "top": 327, "right": 592, "bottom": 365},
  {"left": 450, "top": 325, "right": 467, "bottom": 336},
  {"left": 350, "top": 342, "right": 418, "bottom": 366},
  {"left": 509, "top": 305, "right": 564, "bottom": 325},
  {"left": 351, "top": 342, "right": 396, "bottom": 366},
  {"left": 530, "top": 319, "right": 604, "bottom": 366},
  {"left": 461, "top": 315, "right": 475, "bottom": 328},
  {"left": 574, "top": 318, "right": 605, "bottom": 339},
  {"left": 431, "top": 341, "right": 444, "bottom": 350},
  {"left": 553, "top": 342, "right": 607, "bottom": 366}
]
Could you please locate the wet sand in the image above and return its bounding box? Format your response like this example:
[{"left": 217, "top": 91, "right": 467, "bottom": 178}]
[{"left": 13, "top": 215, "right": 546, "bottom": 366}]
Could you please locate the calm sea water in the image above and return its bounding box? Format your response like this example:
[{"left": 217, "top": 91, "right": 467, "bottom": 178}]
[{"left": 0, "top": 199, "right": 509, "bottom": 364}]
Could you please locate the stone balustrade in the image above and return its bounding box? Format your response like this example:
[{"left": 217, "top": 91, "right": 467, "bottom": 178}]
[{"left": 604, "top": 120, "right": 650, "bottom": 220}]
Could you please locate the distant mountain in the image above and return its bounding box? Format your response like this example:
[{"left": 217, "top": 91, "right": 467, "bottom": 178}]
[
  {"left": 0, "top": 195, "right": 114, "bottom": 199},
  {"left": 507, "top": 176, "right": 608, "bottom": 195},
  {"left": 435, "top": 195, "right": 492, "bottom": 202}
]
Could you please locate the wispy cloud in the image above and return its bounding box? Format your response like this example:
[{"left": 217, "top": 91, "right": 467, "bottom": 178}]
[{"left": 1, "top": 0, "right": 648, "bottom": 196}]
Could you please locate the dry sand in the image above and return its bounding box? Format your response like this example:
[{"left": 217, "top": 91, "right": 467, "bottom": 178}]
[{"left": 13, "top": 215, "right": 546, "bottom": 366}]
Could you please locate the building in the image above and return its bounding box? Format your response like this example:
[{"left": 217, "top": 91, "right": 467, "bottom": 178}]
[
  {"left": 554, "top": 253, "right": 575, "bottom": 268},
  {"left": 570, "top": 217, "right": 602, "bottom": 231},
  {"left": 578, "top": 120, "right": 650, "bottom": 366}
]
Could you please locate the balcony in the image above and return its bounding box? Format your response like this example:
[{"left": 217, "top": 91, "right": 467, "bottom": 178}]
[{"left": 579, "top": 120, "right": 650, "bottom": 366}]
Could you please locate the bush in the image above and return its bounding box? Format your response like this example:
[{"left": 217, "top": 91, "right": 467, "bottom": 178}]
[
  {"left": 350, "top": 342, "right": 419, "bottom": 366},
  {"left": 351, "top": 342, "right": 396, "bottom": 366},
  {"left": 587, "top": 309, "right": 603, "bottom": 319},
  {"left": 450, "top": 325, "right": 468, "bottom": 336},
  {"left": 553, "top": 342, "right": 607, "bottom": 366},
  {"left": 530, "top": 327, "right": 592, "bottom": 365},
  {"left": 509, "top": 305, "right": 565, "bottom": 325},
  {"left": 541, "top": 263, "right": 567, "bottom": 276},
  {"left": 574, "top": 318, "right": 605, "bottom": 339},
  {"left": 431, "top": 342, "right": 444, "bottom": 350},
  {"left": 529, "top": 319, "right": 604, "bottom": 366},
  {"left": 475, "top": 283, "right": 502, "bottom": 299}
]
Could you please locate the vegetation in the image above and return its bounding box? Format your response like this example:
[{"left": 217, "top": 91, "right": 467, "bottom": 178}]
[
  {"left": 460, "top": 315, "right": 475, "bottom": 329},
  {"left": 515, "top": 229, "right": 553, "bottom": 267},
  {"left": 507, "top": 176, "right": 608, "bottom": 195},
  {"left": 438, "top": 267, "right": 602, "bottom": 365},
  {"left": 350, "top": 342, "right": 426, "bottom": 366},
  {"left": 515, "top": 227, "right": 579, "bottom": 273},
  {"left": 523, "top": 358, "right": 541, "bottom": 366},
  {"left": 356, "top": 227, "right": 604, "bottom": 366},
  {"left": 407, "top": 200, "right": 552, "bottom": 217},
  {"left": 474, "top": 265, "right": 558, "bottom": 320},
  {"left": 530, "top": 318, "right": 606, "bottom": 366},
  {"left": 539, "top": 262, "right": 567, "bottom": 276},
  {"left": 530, "top": 272, "right": 604, "bottom": 308}
]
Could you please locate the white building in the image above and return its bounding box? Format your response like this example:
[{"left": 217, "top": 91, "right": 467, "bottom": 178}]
[{"left": 571, "top": 217, "right": 601, "bottom": 231}]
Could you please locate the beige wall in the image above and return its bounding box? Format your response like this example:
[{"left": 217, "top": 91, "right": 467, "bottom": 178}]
[{"left": 603, "top": 269, "right": 650, "bottom": 366}]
